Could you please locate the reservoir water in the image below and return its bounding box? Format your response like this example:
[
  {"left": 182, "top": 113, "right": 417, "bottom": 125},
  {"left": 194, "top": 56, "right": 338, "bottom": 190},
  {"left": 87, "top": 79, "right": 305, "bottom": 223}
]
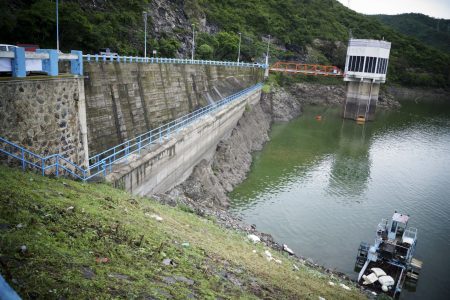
[{"left": 230, "top": 101, "right": 450, "bottom": 299}]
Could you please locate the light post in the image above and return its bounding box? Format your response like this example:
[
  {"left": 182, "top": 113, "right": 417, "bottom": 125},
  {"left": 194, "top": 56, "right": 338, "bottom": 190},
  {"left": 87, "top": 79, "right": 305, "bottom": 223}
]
[
  {"left": 191, "top": 24, "right": 195, "bottom": 61},
  {"left": 56, "top": 0, "right": 59, "bottom": 51},
  {"left": 237, "top": 32, "right": 242, "bottom": 63},
  {"left": 143, "top": 12, "right": 148, "bottom": 58},
  {"left": 264, "top": 34, "right": 271, "bottom": 78},
  {"left": 265, "top": 34, "right": 271, "bottom": 66}
]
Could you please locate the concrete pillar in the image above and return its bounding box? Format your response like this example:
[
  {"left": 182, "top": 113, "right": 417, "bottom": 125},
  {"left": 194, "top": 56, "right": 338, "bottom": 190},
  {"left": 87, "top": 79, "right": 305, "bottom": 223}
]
[
  {"left": 11, "top": 47, "right": 26, "bottom": 78},
  {"left": 343, "top": 81, "right": 380, "bottom": 121},
  {"left": 70, "top": 50, "right": 83, "bottom": 76},
  {"left": 36, "top": 49, "right": 59, "bottom": 76},
  {"left": 76, "top": 78, "right": 90, "bottom": 170}
]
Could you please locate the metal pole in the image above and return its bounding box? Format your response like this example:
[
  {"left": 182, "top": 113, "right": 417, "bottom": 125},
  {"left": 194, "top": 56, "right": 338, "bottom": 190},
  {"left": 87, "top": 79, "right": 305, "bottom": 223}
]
[
  {"left": 191, "top": 24, "right": 195, "bottom": 61},
  {"left": 237, "top": 32, "right": 242, "bottom": 63},
  {"left": 56, "top": 0, "right": 59, "bottom": 51},
  {"left": 143, "top": 12, "right": 148, "bottom": 58}
]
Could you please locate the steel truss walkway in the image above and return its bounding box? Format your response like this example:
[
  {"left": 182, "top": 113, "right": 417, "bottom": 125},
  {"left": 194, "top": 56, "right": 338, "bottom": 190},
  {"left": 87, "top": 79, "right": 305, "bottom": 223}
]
[{"left": 270, "top": 61, "right": 343, "bottom": 77}]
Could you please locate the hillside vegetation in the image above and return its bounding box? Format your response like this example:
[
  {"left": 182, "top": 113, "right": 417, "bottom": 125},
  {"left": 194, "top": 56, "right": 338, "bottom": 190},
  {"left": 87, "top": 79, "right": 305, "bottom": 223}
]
[
  {"left": 0, "top": 166, "right": 366, "bottom": 299},
  {"left": 373, "top": 13, "right": 450, "bottom": 53},
  {"left": 0, "top": 0, "right": 449, "bottom": 88}
]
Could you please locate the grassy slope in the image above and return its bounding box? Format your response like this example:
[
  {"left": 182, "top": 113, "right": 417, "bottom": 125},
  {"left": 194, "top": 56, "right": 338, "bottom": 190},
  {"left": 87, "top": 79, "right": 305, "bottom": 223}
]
[{"left": 0, "top": 166, "right": 366, "bottom": 299}]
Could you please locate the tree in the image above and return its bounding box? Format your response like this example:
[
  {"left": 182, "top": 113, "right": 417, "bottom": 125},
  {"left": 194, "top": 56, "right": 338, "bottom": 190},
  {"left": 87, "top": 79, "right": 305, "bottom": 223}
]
[{"left": 197, "top": 44, "right": 213, "bottom": 59}]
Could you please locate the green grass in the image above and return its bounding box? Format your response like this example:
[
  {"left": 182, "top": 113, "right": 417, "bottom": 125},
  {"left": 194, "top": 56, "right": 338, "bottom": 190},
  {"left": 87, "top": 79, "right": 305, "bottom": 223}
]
[{"left": 0, "top": 165, "right": 366, "bottom": 299}]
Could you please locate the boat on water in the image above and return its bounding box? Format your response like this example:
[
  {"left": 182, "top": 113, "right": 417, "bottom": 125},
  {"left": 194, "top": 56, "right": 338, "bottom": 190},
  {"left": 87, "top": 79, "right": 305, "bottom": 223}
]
[{"left": 355, "top": 212, "right": 422, "bottom": 298}]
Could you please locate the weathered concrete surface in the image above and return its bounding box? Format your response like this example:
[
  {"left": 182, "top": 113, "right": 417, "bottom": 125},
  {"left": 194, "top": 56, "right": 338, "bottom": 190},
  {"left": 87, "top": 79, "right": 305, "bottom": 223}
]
[
  {"left": 106, "top": 88, "right": 262, "bottom": 196},
  {"left": 343, "top": 81, "right": 380, "bottom": 121},
  {"left": 0, "top": 77, "right": 89, "bottom": 168},
  {"left": 84, "top": 62, "right": 263, "bottom": 155}
]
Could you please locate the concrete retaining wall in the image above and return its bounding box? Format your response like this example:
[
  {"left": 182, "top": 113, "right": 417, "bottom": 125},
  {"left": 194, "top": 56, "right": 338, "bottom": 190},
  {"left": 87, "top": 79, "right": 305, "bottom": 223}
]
[
  {"left": 0, "top": 77, "right": 89, "bottom": 167},
  {"left": 84, "top": 62, "right": 263, "bottom": 155},
  {"left": 106, "top": 88, "right": 262, "bottom": 196}
]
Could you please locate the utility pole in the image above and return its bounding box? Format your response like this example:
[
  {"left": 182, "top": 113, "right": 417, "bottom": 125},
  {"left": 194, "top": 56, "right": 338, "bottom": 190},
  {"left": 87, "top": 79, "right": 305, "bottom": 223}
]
[
  {"left": 143, "top": 12, "right": 148, "bottom": 57},
  {"left": 191, "top": 24, "right": 195, "bottom": 61},
  {"left": 237, "top": 32, "right": 242, "bottom": 63},
  {"left": 56, "top": 0, "right": 59, "bottom": 51}
]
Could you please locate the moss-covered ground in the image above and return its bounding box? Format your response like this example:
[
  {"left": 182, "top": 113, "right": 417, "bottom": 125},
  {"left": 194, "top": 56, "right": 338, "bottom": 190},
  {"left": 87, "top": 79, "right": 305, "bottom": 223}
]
[{"left": 0, "top": 165, "right": 366, "bottom": 299}]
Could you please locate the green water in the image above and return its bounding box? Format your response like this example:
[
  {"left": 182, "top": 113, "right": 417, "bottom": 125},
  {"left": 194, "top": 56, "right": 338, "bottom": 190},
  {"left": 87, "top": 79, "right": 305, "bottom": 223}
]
[{"left": 230, "top": 101, "right": 450, "bottom": 300}]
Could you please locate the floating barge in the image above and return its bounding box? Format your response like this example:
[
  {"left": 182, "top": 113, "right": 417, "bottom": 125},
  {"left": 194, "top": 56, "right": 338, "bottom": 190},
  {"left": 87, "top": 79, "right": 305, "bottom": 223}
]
[{"left": 355, "top": 212, "right": 422, "bottom": 297}]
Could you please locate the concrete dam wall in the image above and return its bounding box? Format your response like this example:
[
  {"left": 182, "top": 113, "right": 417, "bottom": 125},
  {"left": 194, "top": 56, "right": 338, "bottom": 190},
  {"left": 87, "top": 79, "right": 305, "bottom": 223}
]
[
  {"left": 84, "top": 63, "right": 263, "bottom": 155},
  {"left": 1, "top": 61, "right": 264, "bottom": 194},
  {"left": 106, "top": 87, "right": 262, "bottom": 196}
]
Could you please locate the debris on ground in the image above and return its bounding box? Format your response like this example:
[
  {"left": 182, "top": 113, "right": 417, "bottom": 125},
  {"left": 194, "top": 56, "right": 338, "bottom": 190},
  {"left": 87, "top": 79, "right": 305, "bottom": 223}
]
[
  {"left": 247, "top": 234, "right": 260, "bottom": 243},
  {"left": 283, "top": 244, "right": 295, "bottom": 255}
]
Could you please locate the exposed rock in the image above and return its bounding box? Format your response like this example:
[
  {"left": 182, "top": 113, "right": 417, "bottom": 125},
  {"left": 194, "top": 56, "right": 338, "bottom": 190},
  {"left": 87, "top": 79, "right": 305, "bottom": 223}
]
[
  {"left": 261, "top": 86, "right": 302, "bottom": 122},
  {"left": 148, "top": 0, "right": 218, "bottom": 58},
  {"left": 290, "top": 82, "right": 346, "bottom": 106},
  {"left": 176, "top": 100, "right": 271, "bottom": 207}
]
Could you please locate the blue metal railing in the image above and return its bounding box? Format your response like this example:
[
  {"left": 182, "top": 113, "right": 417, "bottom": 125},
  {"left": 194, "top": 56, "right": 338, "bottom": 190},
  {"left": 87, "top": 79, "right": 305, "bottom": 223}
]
[
  {"left": 0, "top": 83, "right": 262, "bottom": 181},
  {"left": 0, "top": 274, "right": 21, "bottom": 300},
  {"left": 83, "top": 54, "right": 267, "bottom": 69}
]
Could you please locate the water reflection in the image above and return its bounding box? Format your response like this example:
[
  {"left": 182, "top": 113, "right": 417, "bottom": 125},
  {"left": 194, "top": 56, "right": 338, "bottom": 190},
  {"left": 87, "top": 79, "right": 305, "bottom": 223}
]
[{"left": 327, "top": 121, "right": 372, "bottom": 199}]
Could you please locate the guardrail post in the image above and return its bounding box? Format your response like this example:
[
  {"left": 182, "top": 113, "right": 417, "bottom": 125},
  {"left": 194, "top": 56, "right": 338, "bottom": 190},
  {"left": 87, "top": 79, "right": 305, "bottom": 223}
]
[
  {"left": 70, "top": 50, "right": 83, "bottom": 76},
  {"left": 37, "top": 49, "right": 59, "bottom": 76},
  {"left": 138, "top": 136, "right": 142, "bottom": 154},
  {"left": 41, "top": 158, "right": 45, "bottom": 176},
  {"left": 102, "top": 160, "right": 106, "bottom": 176},
  {"left": 11, "top": 47, "right": 26, "bottom": 78},
  {"left": 56, "top": 155, "right": 59, "bottom": 177},
  {"left": 21, "top": 148, "right": 25, "bottom": 170}
]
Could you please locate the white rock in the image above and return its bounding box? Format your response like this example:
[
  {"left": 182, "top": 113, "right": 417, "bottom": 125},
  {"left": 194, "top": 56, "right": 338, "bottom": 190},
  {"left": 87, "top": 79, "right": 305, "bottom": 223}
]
[
  {"left": 264, "top": 250, "right": 273, "bottom": 261},
  {"left": 66, "top": 206, "right": 74, "bottom": 211},
  {"left": 293, "top": 264, "right": 300, "bottom": 271},
  {"left": 319, "top": 297, "right": 326, "bottom": 300},
  {"left": 328, "top": 281, "right": 335, "bottom": 286},
  {"left": 339, "top": 283, "right": 351, "bottom": 291},
  {"left": 247, "top": 234, "right": 261, "bottom": 244},
  {"left": 283, "top": 244, "right": 295, "bottom": 255},
  {"left": 252, "top": 250, "right": 257, "bottom": 254},
  {"left": 274, "top": 259, "right": 282, "bottom": 264},
  {"left": 371, "top": 291, "right": 377, "bottom": 296},
  {"left": 147, "top": 213, "right": 163, "bottom": 221}
]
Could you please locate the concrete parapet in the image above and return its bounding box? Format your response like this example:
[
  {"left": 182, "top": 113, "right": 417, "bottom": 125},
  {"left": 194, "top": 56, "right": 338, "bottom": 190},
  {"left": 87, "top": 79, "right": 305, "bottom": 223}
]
[{"left": 106, "top": 88, "right": 262, "bottom": 195}]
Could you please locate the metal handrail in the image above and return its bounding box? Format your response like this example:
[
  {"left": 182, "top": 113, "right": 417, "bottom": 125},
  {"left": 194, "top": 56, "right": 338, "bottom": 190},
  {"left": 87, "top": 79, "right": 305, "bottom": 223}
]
[
  {"left": 83, "top": 54, "right": 267, "bottom": 69},
  {"left": 0, "top": 83, "right": 262, "bottom": 181}
]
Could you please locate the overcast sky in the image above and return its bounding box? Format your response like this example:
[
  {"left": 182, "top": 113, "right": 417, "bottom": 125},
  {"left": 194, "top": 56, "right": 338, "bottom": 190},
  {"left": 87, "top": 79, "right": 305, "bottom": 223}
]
[{"left": 336, "top": 0, "right": 450, "bottom": 19}]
